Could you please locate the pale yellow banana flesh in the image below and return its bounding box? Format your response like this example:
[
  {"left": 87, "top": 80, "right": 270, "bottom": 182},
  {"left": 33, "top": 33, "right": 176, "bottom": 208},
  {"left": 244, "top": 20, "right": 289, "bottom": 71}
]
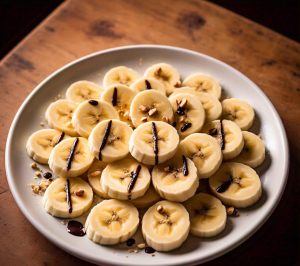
[
  {"left": 103, "top": 66, "right": 139, "bottom": 87},
  {"left": 130, "top": 77, "right": 166, "bottom": 95},
  {"left": 130, "top": 184, "right": 161, "bottom": 209},
  {"left": 142, "top": 200, "right": 190, "bottom": 251},
  {"left": 88, "top": 119, "right": 133, "bottom": 163},
  {"left": 66, "top": 80, "right": 104, "bottom": 103},
  {"left": 42, "top": 177, "right": 93, "bottom": 218},
  {"left": 185, "top": 193, "right": 227, "bottom": 237},
  {"left": 209, "top": 162, "right": 262, "bottom": 208},
  {"left": 222, "top": 98, "right": 255, "bottom": 130},
  {"left": 85, "top": 199, "right": 139, "bottom": 245}
]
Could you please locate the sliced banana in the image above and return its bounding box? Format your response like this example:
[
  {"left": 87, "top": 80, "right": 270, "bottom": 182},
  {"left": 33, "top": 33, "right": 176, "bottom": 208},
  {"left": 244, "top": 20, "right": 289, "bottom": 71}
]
[
  {"left": 45, "top": 99, "right": 78, "bottom": 136},
  {"left": 144, "top": 63, "right": 181, "bottom": 95},
  {"left": 182, "top": 73, "right": 222, "bottom": 99},
  {"left": 185, "top": 193, "right": 227, "bottom": 237},
  {"left": 72, "top": 99, "right": 119, "bottom": 137},
  {"left": 101, "top": 84, "right": 136, "bottom": 125},
  {"left": 209, "top": 162, "right": 262, "bottom": 208},
  {"left": 129, "top": 121, "right": 179, "bottom": 165},
  {"left": 152, "top": 154, "right": 199, "bottom": 202},
  {"left": 101, "top": 157, "right": 151, "bottom": 200},
  {"left": 103, "top": 66, "right": 139, "bottom": 87},
  {"left": 234, "top": 131, "right": 265, "bottom": 168},
  {"left": 222, "top": 98, "right": 255, "bottom": 130},
  {"left": 130, "top": 184, "right": 161, "bottom": 209},
  {"left": 130, "top": 77, "right": 166, "bottom": 95},
  {"left": 180, "top": 133, "right": 222, "bottom": 178},
  {"left": 202, "top": 119, "right": 244, "bottom": 160},
  {"left": 88, "top": 119, "right": 133, "bottom": 163},
  {"left": 43, "top": 177, "right": 93, "bottom": 218},
  {"left": 49, "top": 137, "right": 94, "bottom": 178},
  {"left": 169, "top": 93, "right": 205, "bottom": 138},
  {"left": 130, "top": 90, "right": 174, "bottom": 127},
  {"left": 85, "top": 199, "right": 139, "bottom": 245},
  {"left": 87, "top": 160, "right": 109, "bottom": 198},
  {"left": 26, "top": 129, "right": 67, "bottom": 164},
  {"left": 66, "top": 80, "right": 103, "bottom": 103},
  {"left": 142, "top": 200, "right": 190, "bottom": 251},
  {"left": 172, "top": 87, "right": 222, "bottom": 121}
]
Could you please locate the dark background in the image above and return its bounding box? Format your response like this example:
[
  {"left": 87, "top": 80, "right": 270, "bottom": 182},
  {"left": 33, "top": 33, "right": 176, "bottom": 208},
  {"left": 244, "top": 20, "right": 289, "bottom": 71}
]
[{"left": 0, "top": 0, "right": 299, "bottom": 60}]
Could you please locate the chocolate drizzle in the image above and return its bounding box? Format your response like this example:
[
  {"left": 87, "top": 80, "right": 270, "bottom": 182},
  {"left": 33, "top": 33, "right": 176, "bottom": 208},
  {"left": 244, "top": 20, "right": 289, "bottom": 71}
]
[
  {"left": 98, "top": 120, "right": 112, "bottom": 160},
  {"left": 182, "top": 155, "right": 189, "bottom": 176},
  {"left": 55, "top": 132, "right": 65, "bottom": 146},
  {"left": 88, "top": 100, "right": 98, "bottom": 106},
  {"left": 67, "top": 220, "right": 85, "bottom": 236},
  {"left": 66, "top": 138, "right": 79, "bottom": 170},
  {"left": 128, "top": 165, "right": 142, "bottom": 198},
  {"left": 145, "top": 79, "right": 152, "bottom": 90},
  {"left": 151, "top": 122, "right": 159, "bottom": 165},
  {"left": 145, "top": 247, "right": 156, "bottom": 254},
  {"left": 220, "top": 120, "right": 225, "bottom": 150},
  {"left": 216, "top": 176, "right": 232, "bottom": 193},
  {"left": 181, "top": 122, "right": 192, "bottom": 132},
  {"left": 65, "top": 178, "right": 72, "bottom": 213},
  {"left": 112, "top": 87, "right": 118, "bottom": 106}
]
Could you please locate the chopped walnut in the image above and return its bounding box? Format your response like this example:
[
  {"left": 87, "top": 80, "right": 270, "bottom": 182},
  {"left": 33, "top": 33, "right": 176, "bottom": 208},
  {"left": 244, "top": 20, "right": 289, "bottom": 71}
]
[
  {"left": 89, "top": 170, "right": 101, "bottom": 177},
  {"left": 174, "top": 82, "right": 182, "bottom": 88},
  {"left": 31, "top": 179, "right": 52, "bottom": 194},
  {"left": 148, "top": 108, "right": 157, "bottom": 116},
  {"left": 35, "top": 171, "right": 42, "bottom": 177},
  {"left": 140, "top": 116, "right": 148, "bottom": 122},
  {"left": 31, "top": 162, "right": 38, "bottom": 169},
  {"left": 139, "top": 105, "right": 148, "bottom": 112},
  {"left": 156, "top": 205, "right": 164, "bottom": 214},
  {"left": 137, "top": 243, "right": 146, "bottom": 249},
  {"left": 227, "top": 206, "right": 239, "bottom": 217}
]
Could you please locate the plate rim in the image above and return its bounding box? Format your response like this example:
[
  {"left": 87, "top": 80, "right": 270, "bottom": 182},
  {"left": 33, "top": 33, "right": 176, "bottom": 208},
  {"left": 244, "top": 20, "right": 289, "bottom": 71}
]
[{"left": 5, "top": 44, "right": 289, "bottom": 266}]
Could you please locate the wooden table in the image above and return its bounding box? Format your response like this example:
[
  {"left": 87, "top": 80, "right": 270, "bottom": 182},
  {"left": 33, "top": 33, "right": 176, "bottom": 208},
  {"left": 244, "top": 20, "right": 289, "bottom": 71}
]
[{"left": 0, "top": 0, "right": 299, "bottom": 265}]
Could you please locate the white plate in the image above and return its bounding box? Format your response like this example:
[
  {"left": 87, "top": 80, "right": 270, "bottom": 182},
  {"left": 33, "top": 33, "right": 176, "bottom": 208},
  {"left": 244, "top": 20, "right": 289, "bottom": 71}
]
[{"left": 5, "top": 45, "right": 289, "bottom": 266}]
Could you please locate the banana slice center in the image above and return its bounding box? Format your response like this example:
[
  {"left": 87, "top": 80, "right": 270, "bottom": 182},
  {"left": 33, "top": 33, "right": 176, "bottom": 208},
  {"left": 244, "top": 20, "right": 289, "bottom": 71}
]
[{"left": 100, "top": 208, "right": 129, "bottom": 231}]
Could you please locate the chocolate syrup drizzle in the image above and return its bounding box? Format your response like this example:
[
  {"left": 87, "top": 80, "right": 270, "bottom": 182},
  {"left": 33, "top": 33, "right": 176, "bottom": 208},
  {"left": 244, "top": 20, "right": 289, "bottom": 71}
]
[
  {"left": 67, "top": 220, "right": 85, "bottom": 236},
  {"left": 220, "top": 120, "right": 225, "bottom": 150},
  {"left": 128, "top": 165, "right": 142, "bottom": 199},
  {"left": 151, "top": 122, "right": 159, "bottom": 165},
  {"left": 112, "top": 87, "right": 118, "bottom": 106},
  {"left": 181, "top": 122, "right": 192, "bottom": 132},
  {"left": 145, "top": 79, "right": 152, "bottom": 90},
  {"left": 55, "top": 132, "right": 65, "bottom": 146},
  {"left": 66, "top": 138, "right": 79, "bottom": 170},
  {"left": 182, "top": 155, "right": 189, "bottom": 176},
  {"left": 216, "top": 176, "right": 233, "bottom": 193},
  {"left": 98, "top": 120, "right": 112, "bottom": 160},
  {"left": 65, "top": 178, "right": 72, "bottom": 213},
  {"left": 88, "top": 100, "right": 98, "bottom": 106}
]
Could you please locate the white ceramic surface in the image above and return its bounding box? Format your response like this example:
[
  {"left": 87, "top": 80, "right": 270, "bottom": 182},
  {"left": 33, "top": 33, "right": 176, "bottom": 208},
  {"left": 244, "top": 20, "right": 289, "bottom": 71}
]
[{"left": 5, "top": 45, "right": 289, "bottom": 266}]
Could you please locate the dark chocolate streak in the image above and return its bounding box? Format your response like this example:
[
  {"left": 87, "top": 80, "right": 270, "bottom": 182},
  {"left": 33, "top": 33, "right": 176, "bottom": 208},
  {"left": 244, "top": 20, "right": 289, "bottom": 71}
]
[
  {"left": 65, "top": 178, "right": 72, "bottom": 213},
  {"left": 145, "top": 79, "right": 152, "bottom": 90},
  {"left": 182, "top": 155, "right": 189, "bottom": 176},
  {"left": 99, "top": 120, "right": 112, "bottom": 160},
  {"left": 216, "top": 176, "right": 232, "bottom": 193},
  {"left": 128, "top": 165, "right": 142, "bottom": 194},
  {"left": 88, "top": 100, "right": 98, "bottom": 106},
  {"left": 220, "top": 120, "right": 225, "bottom": 150},
  {"left": 66, "top": 138, "right": 79, "bottom": 170},
  {"left": 152, "top": 122, "right": 159, "bottom": 165},
  {"left": 55, "top": 132, "right": 65, "bottom": 146},
  {"left": 112, "top": 87, "right": 118, "bottom": 106}
]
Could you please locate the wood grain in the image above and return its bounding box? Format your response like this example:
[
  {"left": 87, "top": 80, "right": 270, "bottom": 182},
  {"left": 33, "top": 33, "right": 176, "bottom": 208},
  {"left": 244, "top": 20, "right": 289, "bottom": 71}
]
[{"left": 0, "top": 0, "right": 299, "bottom": 265}]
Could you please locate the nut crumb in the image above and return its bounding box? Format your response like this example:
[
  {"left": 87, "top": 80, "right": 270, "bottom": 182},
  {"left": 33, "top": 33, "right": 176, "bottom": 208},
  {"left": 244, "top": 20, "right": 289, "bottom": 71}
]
[
  {"left": 75, "top": 190, "right": 85, "bottom": 197},
  {"left": 227, "top": 206, "right": 239, "bottom": 217},
  {"left": 141, "top": 116, "right": 148, "bottom": 122},
  {"left": 35, "top": 171, "right": 42, "bottom": 177},
  {"left": 139, "top": 105, "right": 148, "bottom": 112},
  {"left": 89, "top": 170, "right": 101, "bottom": 177},
  {"left": 40, "top": 122, "right": 45, "bottom": 127},
  {"left": 157, "top": 205, "right": 164, "bottom": 213},
  {"left": 179, "top": 98, "right": 187, "bottom": 108},
  {"left": 148, "top": 108, "right": 157, "bottom": 116},
  {"left": 174, "top": 82, "right": 181, "bottom": 88},
  {"left": 31, "top": 162, "right": 38, "bottom": 169},
  {"left": 31, "top": 179, "right": 52, "bottom": 194},
  {"left": 137, "top": 243, "right": 146, "bottom": 249}
]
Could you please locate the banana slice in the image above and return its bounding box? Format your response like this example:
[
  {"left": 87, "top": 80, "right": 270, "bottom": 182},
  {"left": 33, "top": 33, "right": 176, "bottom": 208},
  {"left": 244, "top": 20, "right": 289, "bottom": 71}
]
[
  {"left": 152, "top": 154, "right": 199, "bottom": 202},
  {"left": 182, "top": 73, "right": 222, "bottom": 99},
  {"left": 26, "top": 129, "right": 67, "bottom": 164},
  {"left": 202, "top": 120, "right": 244, "bottom": 160},
  {"left": 130, "top": 90, "right": 174, "bottom": 127},
  {"left": 45, "top": 99, "right": 78, "bottom": 136},
  {"left": 43, "top": 177, "right": 93, "bottom": 218},
  {"left": 222, "top": 98, "right": 255, "bottom": 130},
  {"left": 85, "top": 199, "right": 139, "bottom": 245},
  {"left": 130, "top": 77, "right": 166, "bottom": 95},
  {"left": 101, "top": 84, "right": 136, "bottom": 125},
  {"left": 209, "top": 162, "right": 262, "bottom": 208},
  {"left": 234, "top": 131, "right": 265, "bottom": 168},
  {"left": 169, "top": 93, "right": 205, "bottom": 138},
  {"left": 49, "top": 137, "right": 94, "bottom": 178},
  {"left": 103, "top": 66, "right": 139, "bottom": 87},
  {"left": 144, "top": 63, "right": 181, "bottom": 95},
  {"left": 72, "top": 99, "right": 119, "bottom": 138},
  {"left": 142, "top": 200, "right": 190, "bottom": 251},
  {"left": 185, "top": 193, "right": 227, "bottom": 237},
  {"left": 88, "top": 119, "right": 133, "bottom": 163},
  {"left": 87, "top": 160, "right": 109, "bottom": 198},
  {"left": 129, "top": 121, "right": 180, "bottom": 165},
  {"left": 101, "top": 157, "right": 151, "bottom": 200},
  {"left": 180, "top": 133, "right": 222, "bottom": 178},
  {"left": 172, "top": 87, "right": 222, "bottom": 121},
  {"left": 130, "top": 184, "right": 161, "bottom": 209},
  {"left": 66, "top": 80, "right": 104, "bottom": 103}
]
